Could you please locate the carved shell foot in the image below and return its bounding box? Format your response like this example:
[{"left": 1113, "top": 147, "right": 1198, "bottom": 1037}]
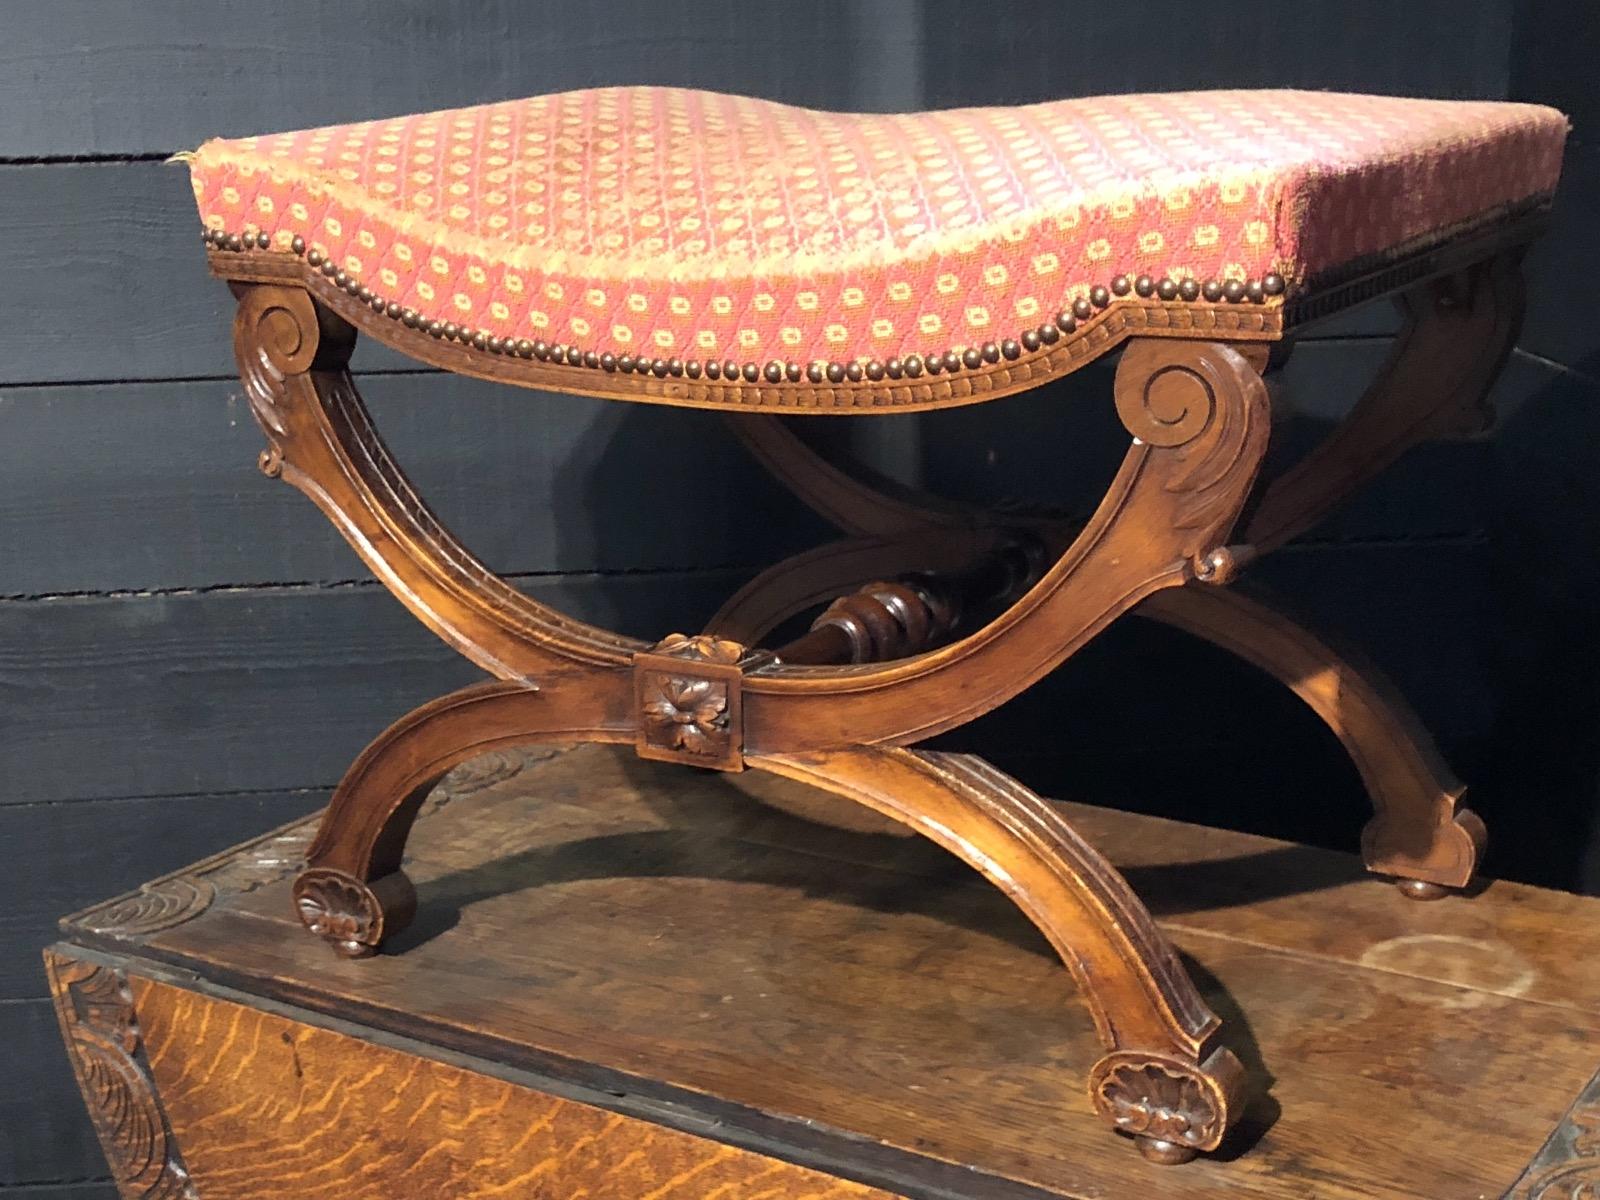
[
  {"left": 292, "top": 868, "right": 415, "bottom": 958},
  {"left": 1088, "top": 1047, "right": 1243, "bottom": 1158}
]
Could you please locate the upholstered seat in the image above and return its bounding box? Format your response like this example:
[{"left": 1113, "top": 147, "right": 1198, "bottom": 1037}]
[
  {"left": 193, "top": 82, "right": 1567, "bottom": 1161},
  {"left": 189, "top": 86, "right": 1565, "bottom": 376}
]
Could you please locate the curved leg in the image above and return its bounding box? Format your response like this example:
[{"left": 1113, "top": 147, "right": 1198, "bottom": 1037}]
[
  {"left": 1245, "top": 251, "right": 1525, "bottom": 554},
  {"left": 293, "top": 673, "right": 633, "bottom": 957},
  {"left": 1137, "top": 585, "right": 1485, "bottom": 894},
  {"left": 233, "top": 281, "right": 641, "bottom": 680},
  {"left": 755, "top": 745, "right": 1246, "bottom": 1163},
  {"left": 740, "top": 339, "right": 1274, "bottom": 748}
]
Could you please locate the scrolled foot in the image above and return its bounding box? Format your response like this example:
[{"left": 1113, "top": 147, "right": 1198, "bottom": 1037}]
[
  {"left": 1088, "top": 1046, "right": 1244, "bottom": 1160},
  {"left": 292, "top": 867, "right": 416, "bottom": 957},
  {"left": 1362, "top": 804, "right": 1487, "bottom": 894}
]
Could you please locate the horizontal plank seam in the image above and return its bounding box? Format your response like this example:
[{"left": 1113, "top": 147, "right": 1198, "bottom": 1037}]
[
  {"left": 0, "top": 563, "right": 754, "bottom": 604},
  {"left": 0, "top": 995, "right": 54, "bottom": 1008},
  {"left": 1273, "top": 531, "right": 1486, "bottom": 549},
  {"left": 0, "top": 365, "right": 442, "bottom": 392},
  {"left": 1, "top": 783, "right": 328, "bottom": 812},
  {"left": 1510, "top": 345, "right": 1599, "bottom": 385},
  {"left": 1161, "top": 917, "right": 1600, "bottom": 1016},
  {"left": 0, "top": 1180, "right": 116, "bottom": 1192},
  {"left": 0, "top": 151, "right": 170, "bottom": 166},
  {"left": 0, "top": 534, "right": 1491, "bottom": 607},
  {"left": 1284, "top": 332, "right": 1398, "bottom": 345}
]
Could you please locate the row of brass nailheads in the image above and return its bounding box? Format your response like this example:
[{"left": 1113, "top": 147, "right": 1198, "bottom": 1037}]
[{"left": 204, "top": 227, "right": 1287, "bottom": 383}]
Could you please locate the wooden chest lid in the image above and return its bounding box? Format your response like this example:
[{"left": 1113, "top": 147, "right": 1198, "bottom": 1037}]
[{"left": 58, "top": 743, "right": 1600, "bottom": 1198}]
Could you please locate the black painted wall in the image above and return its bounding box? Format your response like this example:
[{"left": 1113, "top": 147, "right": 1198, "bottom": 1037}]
[{"left": 2, "top": 2, "right": 1596, "bottom": 1193}]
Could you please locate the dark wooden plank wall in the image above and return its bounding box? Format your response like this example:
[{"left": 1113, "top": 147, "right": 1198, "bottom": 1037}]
[{"left": 5, "top": 2, "right": 1595, "bottom": 1192}]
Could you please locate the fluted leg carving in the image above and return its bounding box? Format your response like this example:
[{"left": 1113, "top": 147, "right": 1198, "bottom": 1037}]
[
  {"left": 754, "top": 746, "right": 1246, "bottom": 1162},
  {"left": 233, "top": 282, "right": 642, "bottom": 682}
]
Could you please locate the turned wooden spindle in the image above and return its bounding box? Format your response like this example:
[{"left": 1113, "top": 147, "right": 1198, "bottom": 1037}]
[{"left": 776, "top": 538, "right": 1043, "bottom": 666}]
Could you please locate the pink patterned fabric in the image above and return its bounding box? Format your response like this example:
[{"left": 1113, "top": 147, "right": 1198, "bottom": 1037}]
[{"left": 188, "top": 87, "right": 1567, "bottom": 364}]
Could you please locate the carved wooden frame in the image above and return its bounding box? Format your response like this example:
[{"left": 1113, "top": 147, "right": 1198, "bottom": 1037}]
[
  {"left": 44, "top": 948, "right": 197, "bottom": 1200},
  {"left": 713, "top": 251, "right": 1523, "bottom": 894},
  {"left": 213, "top": 226, "right": 1530, "bottom": 1164}
]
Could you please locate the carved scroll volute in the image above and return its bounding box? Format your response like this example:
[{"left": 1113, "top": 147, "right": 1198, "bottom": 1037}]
[
  {"left": 232, "top": 283, "right": 355, "bottom": 475},
  {"left": 1114, "top": 339, "right": 1272, "bottom": 583}
]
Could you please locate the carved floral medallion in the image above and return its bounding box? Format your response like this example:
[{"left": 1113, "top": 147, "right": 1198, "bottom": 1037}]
[
  {"left": 641, "top": 674, "right": 731, "bottom": 756},
  {"left": 1089, "top": 1053, "right": 1224, "bottom": 1151},
  {"left": 633, "top": 633, "right": 750, "bottom": 771},
  {"left": 292, "top": 868, "right": 384, "bottom": 958}
]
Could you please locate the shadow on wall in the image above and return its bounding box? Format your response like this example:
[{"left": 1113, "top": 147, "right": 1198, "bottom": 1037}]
[
  {"left": 560, "top": 399, "right": 832, "bottom": 639},
  {"left": 1481, "top": 351, "right": 1600, "bottom": 893}
]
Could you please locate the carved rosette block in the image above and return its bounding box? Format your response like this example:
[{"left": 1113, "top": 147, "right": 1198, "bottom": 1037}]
[
  {"left": 634, "top": 634, "right": 757, "bottom": 771},
  {"left": 292, "top": 867, "right": 415, "bottom": 958},
  {"left": 1088, "top": 1047, "right": 1245, "bottom": 1162},
  {"left": 44, "top": 950, "right": 197, "bottom": 1199}
]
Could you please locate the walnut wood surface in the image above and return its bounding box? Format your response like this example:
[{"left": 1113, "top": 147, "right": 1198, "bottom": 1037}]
[
  {"left": 737, "top": 339, "right": 1271, "bottom": 749},
  {"left": 754, "top": 746, "right": 1241, "bottom": 1151},
  {"left": 56, "top": 745, "right": 1600, "bottom": 1199},
  {"left": 1137, "top": 583, "right": 1485, "bottom": 887},
  {"left": 217, "top": 231, "right": 1529, "bottom": 1165},
  {"left": 710, "top": 278, "right": 1513, "bottom": 892},
  {"left": 233, "top": 289, "right": 1271, "bottom": 744},
  {"left": 233, "top": 273, "right": 1274, "bottom": 1141},
  {"left": 707, "top": 536, "right": 991, "bottom": 645},
  {"left": 128, "top": 972, "right": 893, "bottom": 1200},
  {"left": 233, "top": 282, "right": 643, "bottom": 681}
]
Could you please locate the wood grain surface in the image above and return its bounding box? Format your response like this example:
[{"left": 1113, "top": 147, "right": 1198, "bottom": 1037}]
[
  {"left": 131, "top": 975, "right": 894, "bottom": 1200},
  {"left": 0, "top": 789, "right": 319, "bottom": 999},
  {"left": 13, "top": 5, "right": 1597, "bottom": 1195},
  {"left": 0, "top": 371, "right": 821, "bottom": 596},
  {"left": 62, "top": 744, "right": 1600, "bottom": 1199},
  {"left": 0, "top": 2, "right": 1513, "bottom": 159}
]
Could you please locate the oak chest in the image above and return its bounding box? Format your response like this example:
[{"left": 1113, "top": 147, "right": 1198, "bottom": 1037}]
[{"left": 50, "top": 744, "right": 1600, "bottom": 1198}]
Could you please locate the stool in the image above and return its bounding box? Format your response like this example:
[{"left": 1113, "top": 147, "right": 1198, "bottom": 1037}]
[{"left": 185, "top": 86, "right": 1568, "bottom": 1164}]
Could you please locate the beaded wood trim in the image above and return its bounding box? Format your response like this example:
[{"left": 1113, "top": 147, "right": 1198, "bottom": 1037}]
[{"left": 205, "top": 230, "right": 1284, "bottom": 413}]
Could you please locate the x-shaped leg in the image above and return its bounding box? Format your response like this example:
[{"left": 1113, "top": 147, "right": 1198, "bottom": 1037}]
[
  {"left": 717, "top": 254, "right": 1522, "bottom": 895},
  {"left": 231, "top": 279, "right": 1274, "bottom": 1161}
]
